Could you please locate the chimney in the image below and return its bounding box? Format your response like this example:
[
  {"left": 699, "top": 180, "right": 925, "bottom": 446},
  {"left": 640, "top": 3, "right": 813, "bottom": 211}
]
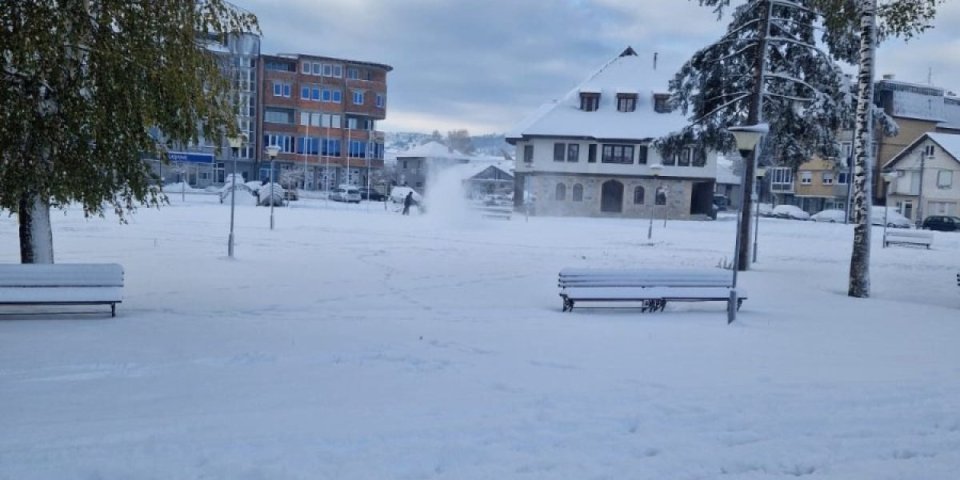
[
  {"left": 882, "top": 74, "right": 895, "bottom": 80},
  {"left": 653, "top": 52, "right": 658, "bottom": 71}
]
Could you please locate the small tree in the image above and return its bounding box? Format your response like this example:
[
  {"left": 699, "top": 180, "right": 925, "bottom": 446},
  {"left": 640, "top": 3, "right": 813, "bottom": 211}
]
[
  {"left": 0, "top": 1, "right": 258, "bottom": 263},
  {"left": 446, "top": 129, "right": 476, "bottom": 155}
]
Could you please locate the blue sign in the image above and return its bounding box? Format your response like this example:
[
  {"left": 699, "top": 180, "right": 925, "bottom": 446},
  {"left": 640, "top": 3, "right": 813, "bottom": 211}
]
[{"left": 167, "top": 151, "right": 214, "bottom": 164}]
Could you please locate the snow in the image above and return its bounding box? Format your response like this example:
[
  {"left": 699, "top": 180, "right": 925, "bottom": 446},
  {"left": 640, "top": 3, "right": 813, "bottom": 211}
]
[
  {"left": 506, "top": 48, "right": 688, "bottom": 141},
  {"left": 2, "top": 196, "right": 960, "bottom": 478},
  {"left": 927, "top": 133, "right": 960, "bottom": 165}
]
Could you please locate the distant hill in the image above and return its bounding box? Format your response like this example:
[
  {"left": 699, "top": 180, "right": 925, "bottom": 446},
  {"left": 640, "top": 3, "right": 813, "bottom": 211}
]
[{"left": 384, "top": 132, "right": 515, "bottom": 161}]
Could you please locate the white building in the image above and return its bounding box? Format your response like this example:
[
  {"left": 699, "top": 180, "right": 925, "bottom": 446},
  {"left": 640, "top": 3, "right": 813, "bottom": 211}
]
[
  {"left": 883, "top": 132, "right": 960, "bottom": 222},
  {"left": 506, "top": 47, "right": 719, "bottom": 219}
]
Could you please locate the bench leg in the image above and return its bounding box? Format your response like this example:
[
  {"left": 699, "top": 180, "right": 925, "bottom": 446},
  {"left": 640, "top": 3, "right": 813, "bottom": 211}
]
[
  {"left": 737, "top": 298, "right": 744, "bottom": 311},
  {"left": 562, "top": 297, "right": 574, "bottom": 312},
  {"left": 111, "top": 303, "right": 116, "bottom": 317}
]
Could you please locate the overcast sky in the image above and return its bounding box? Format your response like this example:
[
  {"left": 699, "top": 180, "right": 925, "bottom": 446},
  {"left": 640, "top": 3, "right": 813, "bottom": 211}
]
[{"left": 232, "top": 0, "right": 960, "bottom": 135}]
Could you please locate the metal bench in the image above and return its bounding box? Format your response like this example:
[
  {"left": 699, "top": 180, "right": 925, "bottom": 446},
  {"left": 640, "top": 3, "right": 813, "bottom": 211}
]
[
  {"left": 473, "top": 205, "right": 512, "bottom": 220},
  {"left": 0, "top": 264, "right": 124, "bottom": 317},
  {"left": 883, "top": 229, "right": 933, "bottom": 249},
  {"left": 558, "top": 268, "right": 745, "bottom": 313}
]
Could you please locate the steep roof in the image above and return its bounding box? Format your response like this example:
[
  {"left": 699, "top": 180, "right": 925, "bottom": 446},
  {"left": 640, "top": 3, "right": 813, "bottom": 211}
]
[
  {"left": 396, "top": 141, "right": 465, "bottom": 160},
  {"left": 506, "top": 47, "right": 688, "bottom": 143},
  {"left": 883, "top": 132, "right": 960, "bottom": 169}
]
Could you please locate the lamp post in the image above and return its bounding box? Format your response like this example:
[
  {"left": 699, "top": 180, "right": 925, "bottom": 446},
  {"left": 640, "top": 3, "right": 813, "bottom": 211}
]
[
  {"left": 265, "top": 145, "right": 280, "bottom": 230},
  {"left": 647, "top": 163, "right": 663, "bottom": 240},
  {"left": 727, "top": 123, "right": 768, "bottom": 324},
  {"left": 881, "top": 171, "right": 897, "bottom": 248},
  {"left": 227, "top": 134, "right": 245, "bottom": 258},
  {"left": 752, "top": 165, "right": 767, "bottom": 263}
]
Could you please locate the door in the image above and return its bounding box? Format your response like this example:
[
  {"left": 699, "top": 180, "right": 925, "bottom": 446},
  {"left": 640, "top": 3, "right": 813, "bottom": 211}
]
[{"left": 601, "top": 180, "right": 624, "bottom": 213}]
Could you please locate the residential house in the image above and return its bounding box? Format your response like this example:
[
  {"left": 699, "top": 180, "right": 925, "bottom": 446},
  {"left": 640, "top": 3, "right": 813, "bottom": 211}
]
[
  {"left": 395, "top": 141, "right": 471, "bottom": 193},
  {"left": 506, "top": 47, "right": 718, "bottom": 219},
  {"left": 873, "top": 76, "right": 960, "bottom": 201},
  {"left": 883, "top": 132, "right": 960, "bottom": 223}
]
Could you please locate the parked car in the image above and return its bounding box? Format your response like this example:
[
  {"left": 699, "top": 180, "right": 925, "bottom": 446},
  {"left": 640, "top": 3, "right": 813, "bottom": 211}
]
[
  {"left": 357, "top": 187, "right": 386, "bottom": 201},
  {"left": 922, "top": 215, "right": 960, "bottom": 231},
  {"left": 390, "top": 186, "right": 423, "bottom": 204},
  {"left": 771, "top": 204, "right": 811, "bottom": 220},
  {"left": 284, "top": 189, "right": 299, "bottom": 201},
  {"left": 870, "top": 206, "right": 911, "bottom": 228},
  {"left": 330, "top": 185, "right": 361, "bottom": 203},
  {"left": 811, "top": 209, "right": 847, "bottom": 223}
]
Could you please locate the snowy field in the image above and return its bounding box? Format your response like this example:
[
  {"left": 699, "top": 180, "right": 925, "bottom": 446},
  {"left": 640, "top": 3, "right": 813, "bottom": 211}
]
[{"left": 1, "top": 194, "right": 959, "bottom": 479}]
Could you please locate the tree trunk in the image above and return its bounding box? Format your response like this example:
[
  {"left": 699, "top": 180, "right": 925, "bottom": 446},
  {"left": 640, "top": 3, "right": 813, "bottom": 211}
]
[
  {"left": 737, "top": 0, "right": 773, "bottom": 272},
  {"left": 848, "top": 0, "right": 877, "bottom": 298},
  {"left": 18, "top": 193, "right": 55, "bottom": 264}
]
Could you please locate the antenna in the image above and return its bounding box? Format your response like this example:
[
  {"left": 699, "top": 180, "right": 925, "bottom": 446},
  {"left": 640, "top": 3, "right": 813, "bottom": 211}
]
[
  {"left": 928, "top": 67, "right": 933, "bottom": 85},
  {"left": 654, "top": 52, "right": 658, "bottom": 71}
]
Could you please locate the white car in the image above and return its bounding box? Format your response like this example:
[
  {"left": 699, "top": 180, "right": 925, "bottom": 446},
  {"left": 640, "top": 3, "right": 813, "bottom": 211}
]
[
  {"left": 870, "top": 206, "right": 911, "bottom": 228},
  {"left": 772, "top": 204, "right": 811, "bottom": 220},
  {"left": 330, "top": 185, "right": 361, "bottom": 203},
  {"left": 811, "top": 209, "right": 847, "bottom": 223}
]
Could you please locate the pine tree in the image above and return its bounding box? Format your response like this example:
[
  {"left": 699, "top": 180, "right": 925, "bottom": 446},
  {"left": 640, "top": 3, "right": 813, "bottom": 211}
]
[
  {"left": 0, "top": 1, "right": 258, "bottom": 263},
  {"left": 660, "top": 0, "right": 853, "bottom": 271}
]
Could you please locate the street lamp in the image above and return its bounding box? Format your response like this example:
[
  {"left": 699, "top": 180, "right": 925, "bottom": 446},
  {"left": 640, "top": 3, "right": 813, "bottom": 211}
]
[
  {"left": 727, "top": 123, "right": 768, "bottom": 324},
  {"left": 265, "top": 145, "right": 281, "bottom": 230},
  {"left": 752, "top": 165, "right": 767, "bottom": 263},
  {"left": 227, "top": 134, "right": 245, "bottom": 258},
  {"left": 881, "top": 171, "right": 897, "bottom": 248},
  {"left": 647, "top": 163, "right": 663, "bottom": 240}
]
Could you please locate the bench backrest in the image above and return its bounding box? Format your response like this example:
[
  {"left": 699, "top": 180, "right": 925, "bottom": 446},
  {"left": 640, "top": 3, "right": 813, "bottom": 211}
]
[
  {"left": 885, "top": 230, "right": 933, "bottom": 239},
  {"left": 559, "top": 268, "right": 732, "bottom": 288},
  {"left": 0, "top": 264, "right": 124, "bottom": 288}
]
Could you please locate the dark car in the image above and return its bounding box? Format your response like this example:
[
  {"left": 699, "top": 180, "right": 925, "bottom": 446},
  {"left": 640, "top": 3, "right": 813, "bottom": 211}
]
[
  {"left": 922, "top": 215, "right": 960, "bottom": 231},
  {"left": 357, "top": 187, "right": 386, "bottom": 201}
]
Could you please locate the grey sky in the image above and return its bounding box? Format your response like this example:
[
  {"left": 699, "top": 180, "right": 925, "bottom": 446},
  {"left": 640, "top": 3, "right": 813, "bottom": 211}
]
[{"left": 232, "top": 0, "right": 960, "bottom": 135}]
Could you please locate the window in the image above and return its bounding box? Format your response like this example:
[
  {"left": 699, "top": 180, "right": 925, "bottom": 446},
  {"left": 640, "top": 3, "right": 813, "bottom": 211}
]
[
  {"left": 312, "top": 62, "right": 321, "bottom": 75},
  {"left": 402, "top": 160, "right": 407, "bottom": 169},
  {"left": 838, "top": 172, "right": 849, "bottom": 185},
  {"left": 272, "top": 81, "right": 291, "bottom": 97},
  {"left": 323, "top": 64, "right": 332, "bottom": 76},
  {"left": 580, "top": 92, "right": 600, "bottom": 112},
  {"left": 265, "top": 109, "right": 293, "bottom": 124},
  {"left": 923, "top": 144, "right": 935, "bottom": 158},
  {"left": 617, "top": 93, "right": 637, "bottom": 112},
  {"left": 346, "top": 117, "right": 358, "bottom": 130},
  {"left": 347, "top": 68, "right": 360, "bottom": 80},
  {"left": 311, "top": 86, "right": 321, "bottom": 101},
  {"left": 636, "top": 145, "right": 648, "bottom": 165},
  {"left": 601, "top": 144, "right": 634, "bottom": 164},
  {"left": 938, "top": 170, "right": 953, "bottom": 188},
  {"left": 348, "top": 140, "right": 367, "bottom": 158},
  {"left": 523, "top": 145, "right": 534, "bottom": 163},
  {"left": 297, "top": 137, "right": 320, "bottom": 155},
  {"left": 353, "top": 91, "right": 364, "bottom": 105},
  {"left": 633, "top": 186, "right": 645, "bottom": 204},
  {"left": 553, "top": 143, "right": 566, "bottom": 162},
  {"left": 572, "top": 184, "right": 583, "bottom": 202},
  {"left": 332, "top": 90, "right": 342, "bottom": 103},
  {"left": 302, "top": 62, "right": 310, "bottom": 74},
  {"left": 333, "top": 65, "right": 343, "bottom": 77},
  {"left": 300, "top": 85, "right": 310, "bottom": 100},
  {"left": 555, "top": 183, "right": 566, "bottom": 201},
  {"left": 653, "top": 93, "right": 671, "bottom": 113},
  {"left": 588, "top": 144, "right": 597, "bottom": 163},
  {"left": 321, "top": 138, "right": 341, "bottom": 156},
  {"left": 376, "top": 94, "right": 384, "bottom": 108},
  {"left": 567, "top": 144, "right": 579, "bottom": 162},
  {"left": 265, "top": 61, "right": 294, "bottom": 72},
  {"left": 822, "top": 172, "right": 834, "bottom": 185},
  {"left": 800, "top": 172, "right": 813, "bottom": 184},
  {"left": 655, "top": 186, "right": 667, "bottom": 205},
  {"left": 321, "top": 88, "right": 331, "bottom": 102},
  {"left": 771, "top": 167, "right": 794, "bottom": 192},
  {"left": 676, "top": 147, "right": 692, "bottom": 167},
  {"left": 263, "top": 134, "right": 294, "bottom": 153},
  {"left": 840, "top": 142, "right": 853, "bottom": 159}
]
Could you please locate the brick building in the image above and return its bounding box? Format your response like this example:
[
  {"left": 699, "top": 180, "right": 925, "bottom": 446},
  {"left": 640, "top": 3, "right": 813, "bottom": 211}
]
[{"left": 259, "top": 54, "right": 391, "bottom": 190}]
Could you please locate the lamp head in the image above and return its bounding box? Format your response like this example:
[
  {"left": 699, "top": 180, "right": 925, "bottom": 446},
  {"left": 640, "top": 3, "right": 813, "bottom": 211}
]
[
  {"left": 729, "top": 123, "right": 769, "bottom": 153},
  {"left": 649, "top": 163, "right": 664, "bottom": 177},
  {"left": 228, "top": 134, "right": 246, "bottom": 149},
  {"left": 265, "top": 145, "right": 281, "bottom": 159},
  {"left": 755, "top": 165, "right": 767, "bottom": 178},
  {"left": 882, "top": 171, "right": 897, "bottom": 183}
]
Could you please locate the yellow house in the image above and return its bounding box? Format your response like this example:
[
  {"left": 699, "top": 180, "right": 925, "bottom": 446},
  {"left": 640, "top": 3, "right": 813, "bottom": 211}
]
[{"left": 794, "top": 156, "right": 851, "bottom": 214}]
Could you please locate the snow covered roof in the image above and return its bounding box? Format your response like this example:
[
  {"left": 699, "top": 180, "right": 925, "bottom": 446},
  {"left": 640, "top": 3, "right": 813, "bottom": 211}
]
[
  {"left": 883, "top": 132, "right": 960, "bottom": 169},
  {"left": 396, "top": 141, "right": 467, "bottom": 160},
  {"left": 506, "top": 47, "right": 688, "bottom": 143}
]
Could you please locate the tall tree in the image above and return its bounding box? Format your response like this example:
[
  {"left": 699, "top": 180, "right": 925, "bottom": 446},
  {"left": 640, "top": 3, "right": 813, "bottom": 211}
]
[
  {"left": 0, "top": 1, "right": 258, "bottom": 263},
  {"left": 661, "top": 0, "right": 853, "bottom": 271},
  {"left": 446, "top": 129, "right": 477, "bottom": 155}
]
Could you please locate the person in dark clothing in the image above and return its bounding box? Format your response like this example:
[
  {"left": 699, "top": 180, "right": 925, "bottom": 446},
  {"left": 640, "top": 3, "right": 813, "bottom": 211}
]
[{"left": 402, "top": 191, "right": 414, "bottom": 215}]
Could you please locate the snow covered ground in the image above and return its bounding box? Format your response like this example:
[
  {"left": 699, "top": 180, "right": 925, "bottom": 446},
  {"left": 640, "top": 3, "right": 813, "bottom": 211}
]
[{"left": 1, "top": 194, "right": 959, "bottom": 479}]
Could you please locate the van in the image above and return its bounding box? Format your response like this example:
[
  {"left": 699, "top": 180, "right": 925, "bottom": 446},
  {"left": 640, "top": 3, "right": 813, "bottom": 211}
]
[{"left": 330, "top": 185, "right": 361, "bottom": 203}]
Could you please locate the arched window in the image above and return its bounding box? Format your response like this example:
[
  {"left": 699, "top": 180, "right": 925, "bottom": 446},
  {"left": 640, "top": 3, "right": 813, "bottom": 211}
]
[
  {"left": 633, "top": 186, "right": 645, "bottom": 204},
  {"left": 555, "top": 183, "right": 566, "bottom": 201},
  {"left": 572, "top": 183, "right": 583, "bottom": 202}
]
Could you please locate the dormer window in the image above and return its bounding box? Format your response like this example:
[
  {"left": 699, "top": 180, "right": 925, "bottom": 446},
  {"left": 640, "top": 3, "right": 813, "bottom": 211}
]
[
  {"left": 653, "top": 93, "right": 671, "bottom": 113},
  {"left": 617, "top": 93, "right": 638, "bottom": 112},
  {"left": 580, "top": 92, "right": 600, "bottom": 112}
]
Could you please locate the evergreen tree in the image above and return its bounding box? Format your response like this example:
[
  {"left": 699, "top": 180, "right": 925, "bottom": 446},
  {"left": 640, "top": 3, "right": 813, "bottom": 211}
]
[{"left": 0, "top": 1, "right": 258, "bottom": 263}]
